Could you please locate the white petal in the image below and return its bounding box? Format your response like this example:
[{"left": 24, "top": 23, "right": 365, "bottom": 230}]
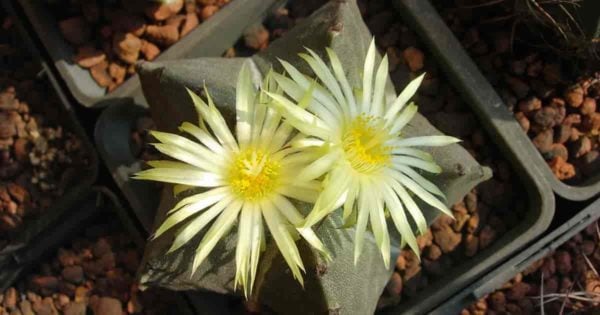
[
  {"left": 146, "top": 160, "right": 200, "bottom": 170},
  {"left": 236, "top": 63, "right": 256, "bottom": 150},
  {"left": 296, "top": 151, "right": 341, "bottom": 182},
  {"left": 167, "top": 195, "right": 233, "bottom": 253},
  {"left": 371, "top": 55, "right": 389, "bottom": 117},
  {"left": 354, "top": 179, "right": 371, "bottom": 265},
  {"left": 387, "top": 178, "right": 427, "bottom": 235},
  {"left": 392, "top": 156, "right": 442, "bottom": 173},
  {"left": 326, "top": 47, "right": 357, "bottom": 118},
  {"left": 192, "top": 200, "right": 243, "bottom": 274},
  {"left": 261, "top": 199, "right": 305, "bottom": 285},
  {"left": 249, "top": 206, "right": 264, "bottom": 290},
  {"left": 134, "top": 168, "right": 223, "bottom": 187},
  {"left": 369, "top": 189, "right": 391, "bottom": 268},
  {"left": 171, "top": 186, "right": 230, "bottom": 213},
  {"left": 391, "top": 171, "right": 452, "bottom": 217},
  {"left": 150, "top": 131, "right": 224, "bottom": 168},
  {"left": 391, "top": 147, "right": 433, "bottom": 161},
  {"left": 381, "top": 185, "right": 419, "bottom": 256},
  {"left": 266, "top": 91, "right": 331, "bottom": 140},
  {"left": 153, "top": 189, "right": 229, "bottom": 238},
  {"left": 389, "top": 103, "right": 418, "bottom": 135},
  {"left": 392, "top": 135, "right": 461, "bottom": 147},
  {"left": 302, "top": 49, "right": 347, "bottom": 116},
  {"left": 276, "top": 185, "right": 320, "bottom": 204},
  {"left": 361, "top": 39, "right": 377, "bottom": 113},
  {"left": 187, "top": 88, "right": 238, "bottom": 151},
  {"left": 303, "top": 167, "right": 352, "bottom": 227},
  {"left": 392, "top": 165, "right": 445, "bottom": 198},
  {"left": 384, "top": 73, "right": 425, "bottom": 122},
  {"left": 179, "top": 122, "right": 226, "bottom": 155},
  {"left": 235, "top": 203, "right": 254, "bottom": 296}
]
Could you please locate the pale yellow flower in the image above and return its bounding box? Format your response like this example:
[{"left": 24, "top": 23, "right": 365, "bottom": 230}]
[
  {"left": 134, "top": 63, "right": 328, "bottom": 297},
  {"left": 266, "top": 40, "right": 459, "bottom": 268}
]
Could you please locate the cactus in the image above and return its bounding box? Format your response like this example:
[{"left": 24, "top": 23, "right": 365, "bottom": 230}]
[{"left": 135, "top": 0, "right": 492, "bottom": 313}]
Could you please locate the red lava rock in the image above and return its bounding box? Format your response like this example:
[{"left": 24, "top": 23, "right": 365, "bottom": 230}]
[
  {"left": 386, "top": 272, "right": 403, "bottom": 296},
  {"left": 58, "top": 17, "right": 91, "bottom": 46},
  {"left": 489, "top": 291, "right": 506, "bottom": 312},
  {"left": 554, "top": 251, "right": 572, "bottom": 275},
  {"left": 478, "top": 225, "right": 497, "bottom": 250},
  {"left": 572, "top": 136, "right": 592, "bottom": 158},
  {"left": 244, "top": 24, "right": 270, "bottom": 51},
  {"left": 517, "top": 96, "right": 541, "bottom": 113},
  {"left": 554, "top": 124, "right": 571, "bottom": 144},
  {"left": 63, "top": 301, "right": 86, "bottom": 315},
  {"left": 201, "top": 5, "right": 220, "bottom": 21},
  {"left": 181, "top": 13, "right": 199, "bottom": 37},
  {"left": 402, "top": 250, "right": 421, "bottom": 280},
  {"left": 112, "top": 32, "right": 142, "bottom": 64},
  {"left": 564, "top": 85, "right": 584, "bottom": 107},
  {"left": 62, "top": 266, "right": 84, "bottom": 284},
  {"left": 425, "top": 244, "right": 442, "bottom": 261},
  {"left": 74, "top": 46, "right": 106, "bottom": 69},
  {"left": 145, "top": 24, "right": 180, "bottom": 46},
  {"left": 108, "top": 63, "right": 126, "bottom": 85},
  {"left": 464, "top": 234, "right": 479, "bottom": 257},
  {"left": 402, "top": 47, "right": 424, "bottom": 72},
  {"left": 581, "top": 97, "right": 597, "bottom": 115},
  {"left": 145, "top": 0, "right": 184, "bottom": 21},
  {"left": 90, "top": 61, "right": 113, "bottom": 88},
  {"left": 514, "top": 112, "right": 530, "bottom": 132},
  {"left": 140, "top": 40, "right": 161, "bottom": 61},
  {"left": 432, "top": 224, "right": 462, "bottom": 253},
  {"left": 532, "top": 129, "right": 553, "bottom": 153}
]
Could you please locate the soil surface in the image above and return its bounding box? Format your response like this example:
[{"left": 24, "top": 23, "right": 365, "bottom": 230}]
[
  {"left": 0, "top": 221, "right": 184, "bottom": 315},
  {"left": 51, "top": 0, "right": 230, "bottom": 92},
  {"left": 0, "top": 16, "right": 89, "bottom": 250},
  {"left": 463, "top": 220, "right": 600, "bottom": 315},
  {"left": 434, "top": 0, "right": 600, "bottom": 184}
]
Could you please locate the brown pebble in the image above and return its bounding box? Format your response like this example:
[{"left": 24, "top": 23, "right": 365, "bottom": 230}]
[
  {"left": 140, "top": 40, "right": 161, "bottom": 61},
  {"left": 464, "top": 234, "right": 479, "bottom": 257},
  {"left": 583, "top": 112, "right": 600, "bottom": 132},
  {"left": 554, "top": 124, "right": 571, "bottom": 144},
  {"left": 74, "top": 46, "right": 106, "bottom": 69},
  {"left": 145, "top": 0, "right": 184, "bottom": 21},
  {"left": 145, "top": 25, "right": 179, "bottom": 46},
  {"left": 432, "top": 224, "right": 462, "bottom": 253},
  {"left": 402, "top": 47, "right": 424, "bottom": 72},
  {"left": 62, "top": 266, "right": 84, "bottom": 284},
  {"left": 532, "top": 129, "right": 553, "bottom": 153},
  {"left": 181, "top": 13, "right": 199, "bottom": 37},
  {"left": 63, "top": 302, "right": 86, "bottom": 315},
  {"left": 108, "top": 63, "right": 126, "bottom": 85},
  {"left": 533, "top": 106, "right": 559, "bottom": 129},
  {"left": 505, "top": 76, "right": 529, "bottom": 99},
  {"left": 572, "top": 136, "right": 592, "bottom": 158},
  {"left": 581, "top": 97, "right": 597, "bottom": 115},
  {"left": 425, "top": 244, "right": 442, "bottom": 261},
  {"left": 564, "top": 85, "right": 584, "bottom": 107},
  {"left": 386, "top": 272, "right": 403, "bottom": 296},
  {"left": 549, "top": 156, "right": 576, "bottom": 180},
  {"left": 478, "top": 225, "right": 497, "bottom": 249},
  {"left": 4, "top": 288, "right": 17, "bottom": 310},
  {"left": 517, "top": 96, "right": 541, "bottom": 113},
  {"left": 112, "top": 32, "right": 142, "bottom": 65},
  {"left": 489, "top": 291, "right": 506, "bottom": 312},
  {"left": 90, "top": 61, "right": 113, "bottom": 88},
  {"left": 514, "top": 112, "right": 530, "bottom": 132},
  {"left": 201, "top": 5, "right": 219, "bottom": 21},
  {"left": 58, "top": 17, "right": 91, "bottom": 46},
  {"left": 554, "top": 251, "right": 572, "bottom": 275},
  {"left": 92, "top": 297, "right": 122, "bottom": 315}
]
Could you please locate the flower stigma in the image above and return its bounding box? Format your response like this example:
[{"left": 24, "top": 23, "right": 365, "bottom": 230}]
[
  {"left": 229, "top": 149, "right": 281, "bottom": 201},
  {"left": 342, "top": 114, "right": 392, "bottom": 174}
]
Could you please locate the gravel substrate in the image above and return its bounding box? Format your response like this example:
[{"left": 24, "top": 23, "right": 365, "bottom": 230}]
[
  {"left": 463, "top": 220, "right": 600, "bottom": 315},
  {"left": 0, "top": 16, "right": 89, "bottom": 249},
  {"left": 0, "top": 221, "right": 183, "bottom": 315},
  {"left": 51, "top": 0, "right": 230, "bottom": 92},
  {"left": 434, "top": 0, "right": 600, "bottom": 184}
]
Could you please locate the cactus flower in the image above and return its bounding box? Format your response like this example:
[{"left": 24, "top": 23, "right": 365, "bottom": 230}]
[
  {"left": 266, "top": 39, "right": 460, "bottom": 268},
  {"left": 134, "top": 63, "right": 329, "bottom": 297}
]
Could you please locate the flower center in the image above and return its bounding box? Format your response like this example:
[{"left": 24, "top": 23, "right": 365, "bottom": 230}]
[
  {"left": 342, "top": 115, "right": 391, "bottom": 174},
  {"left": 228, "top": 149, "right": 281, "bottom": 201}
]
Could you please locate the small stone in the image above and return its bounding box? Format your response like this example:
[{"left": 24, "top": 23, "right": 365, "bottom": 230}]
[
  {"left": 506, "top": 282, "right": 530, "bottom": 300},
  {"left": 55, "top": 294, "right": 69, "bottom": 309},
  {"left": 554, "top": 124, "right": 571, "bottom": 144},
  {"left": 489, "top": 291, "right": 506, "bottom": 312},
  {"left": 464, "top": 234, "right": 479, "bottom": 257},
  {"left": 386, "top": 272, "right": 403, "bottom": 296},
  {"left": 402, "top": 47, "right": 424, "bottom": 72},
  {"left": 201, "top": 5, "right": 219, "bottom": 21},
  {"left": 30, "top": 276, "right": 59, "bottom": 292},
  {"left": 514, "top": 112, "right": 530, "bottom": 132},
  {"left": 425, "top": 244, "right": 442, "bottom": 261},
  {"left": 532, "top": 129, "right": 553, "bottom": 153},
  {"left": 145, "top": 0, "right": 184, "bottom": 21},
  {"left": 583, "top": 112, "right": 600, "bottom": 132},
  {"left": 505, "top": 76, "right": 530, "bottom": 99},
  {"left": 140, "top": 40, "right": 161, "bottom": 61},
  {"left": 112, "top": 33, "right": 142, "bottom": 65},
  {"left": 58, "top": 17, "right": 91, "bottom": 46},
  {"left": 533, "top": 106, "right": 559, "bottom": 129},
  {"left": 62, "top": 266, "right": 84, "bottom": 284},
  {"left": 554, "top": 251, "right": 572, "bottom": 275},
  {"left": 243, "top": 24, "right": 269, "bottom": 51},
  {"left": 543, "top": 63, "right": 561, "bottom": 85},
  {"left": 547, "top": 143, "right": 568, "bottom": 161},
  {"left": 19, "top": 300, "right": 33, "bottom": 315},
  {"left": 4, "top": 288, "right": 17, "bottom": 310},
  {"left": 526, "top": 60, "right": 543, "bottom": 77},
  {"left": 90, "top": 61, "right": 113, "bottom": 88},
  {"left": 108, "top": 63, "right": 126, "bottom": 85},
  {"left": 145, "top": 24, "right": 180, "bottom": 46},
  {"left": 92, "top": 238, "right": 111, "bottom": 257},
  {"left": 478, "top": 225, "right": 497, "bottom": 250},
  {"left": 74, "top": 46, "right": 106, "bottom": 69},
  {"left": 466, "top": 214, "right": 479, "bottom": 234},
  {"left": 582, "top": 240, "right": 596, "bottom": 255},
  {"left": 564, "top": 85, "right": 584, "bottom": 107},
  {"left": 549, "top": 156, "right": 576, "bottom": 180},
  {"left": 63, "top": 302, "right": 85, "bottom": 315},
  {"left": 13, "top": 138, "right": 28, "bottom": 162},
  {"left": 7, "top": 183, "right": 27, "bottom": 203},
  {"left": 181, "top": 13, "right": 199, "bottom": 37},
  {"left": 581, "top": 97, "right": 597, "bottom": 115},
  {"left": 510, "top": 60, "right": 526, "bottom": 76},
  {"left": 92, "top": 297, "right": 122, "bottom": 315},
  {"left": 432, "top": 225, "right": 462, "bottom": 253},
  {"left": 517, "top": 96, "right": 541, "bottom": 113},
  {"left": 571, "top": 136, "right": 591, "bottom": 158},
  {"left": 563, "top": 113, "right": 582, "bottom": 126}
]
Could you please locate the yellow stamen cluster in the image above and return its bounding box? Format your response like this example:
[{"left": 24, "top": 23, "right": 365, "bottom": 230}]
[
  {"left": 342, "top": 115, "right": 391, "bottom": 174},
  {"left": 228, "top": 149, "right": 281, "bottom": 200}
]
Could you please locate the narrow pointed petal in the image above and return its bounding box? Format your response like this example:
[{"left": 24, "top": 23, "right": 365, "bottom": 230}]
[
  {"left": 151, "top": 143, "right": 217, "bottom": 172},
  {"left": 389, "top": 103, "right": 418, "bottom": 135},
  {"left": 384, "top": 73, "right": 426, "bottom": 122},
  {"left": 326, "top": 47, "right": 357, "bottom": 118},
  {"left": 167, "top": 196, "right": 233, "bottom": 253},
  {"left": 361, "top": 39, "right": 377, "bottom": 113},
  {"left": 146, "top": 160, "right": 200, "bottom": 170},
  {"left": 277, "top": 185, "right": 320, "bottom": 204},
  {"left": 391, "top": 172, "right": 452, "bottom": 217},
  {"left": 249, "top": 206, "right": 264, "bottom": 290},
  {"left": 179, "top": 122, "right": 226, "bottom": 155},
  {"left": 303, "top": 168, "right": 352, "bottom": 227},
  {"left": 381, "top": 185, "right": 419, "bottom": 256},
  {"left": 387, "top": 178, "right": 427, "bottom": 235},
  {"left": 153, "top": 188, "right": 228, "bottom": 238},
  {"left": 261, "top": 200, "right": 305, "bottom": 285},
  {"left": 342, "top": 179, "right": 359, "bottom": 222},
  {"left": 391, "top": 147, "right": 433, "bottom": 161},
  {"left": 266, "top": 91, "right": 330, "bottom": 140},
  {"left": 192, "top": 200, "right": 243, "bottom": 274},
  {"left": 171, "top": 186, "right": 230, "bottom": 213},
  {"left": 235, "top": 203, "right": 254, "bottom": 296},
  {"left": 296, "top": 151, "right": 341, "bottom": 182},
  {"left": 369, "top": 191, "right": 391, "bottom": 268},
  {"left": 392, "top": 156, "right": 442, "bottom": 173},
  {"left": 186, "top": 88, "right": 238, "bottom": 151},
  {"left": 392, "top": 165, "right": 445, "bottom": 198},
  {"left": 371, "top": 55, "right": 389, "bottom": 117},
  {"left": 134, "top": 168, "right": 223, "bottom": 187},
  {"left": 353, "top": 179, "right": 371, "bottom": 265},
  {"left": 236, "top": 63, "right": 256, "bottom": 150},
  {"left": 302, "top": 49, "right": 347, "bottom": 116},
  {"left": 393, "top": 135, "right": 461, "bottom": 147}
]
